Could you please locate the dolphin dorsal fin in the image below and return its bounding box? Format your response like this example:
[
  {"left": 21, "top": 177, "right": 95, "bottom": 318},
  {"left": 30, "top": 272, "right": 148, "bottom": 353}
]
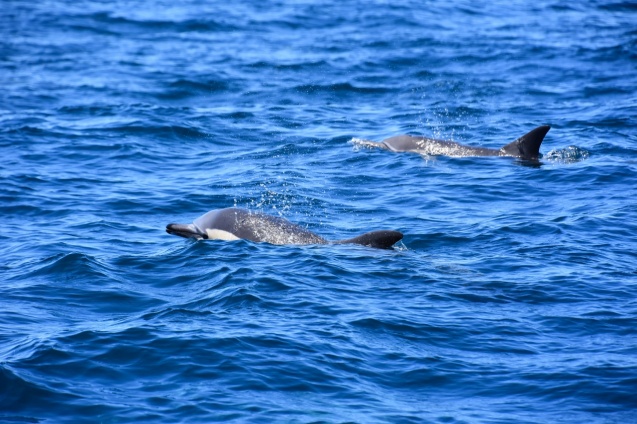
[
  {"left": 501, "top": 125, "right": 551, "bottom": 159},
  {"left": 336, "top": 230, "right": 403, "bottom": 249}
]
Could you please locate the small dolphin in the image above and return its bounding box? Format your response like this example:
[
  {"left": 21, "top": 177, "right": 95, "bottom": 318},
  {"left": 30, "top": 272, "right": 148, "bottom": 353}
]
[
  {"left": 361, "top": 125, "right": 551, "bottom": 160},
  {"left": 166, "top": 207, "right": 403, "bottom": 249}
]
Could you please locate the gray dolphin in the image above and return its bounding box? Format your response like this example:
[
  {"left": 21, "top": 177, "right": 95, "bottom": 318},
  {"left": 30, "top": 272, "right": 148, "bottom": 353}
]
[
  {"left": 166, "top": 207, "right": 403, "bottom": 249},
  {"left": 362, "top": 125, "right": 551, "bottom": 160}
]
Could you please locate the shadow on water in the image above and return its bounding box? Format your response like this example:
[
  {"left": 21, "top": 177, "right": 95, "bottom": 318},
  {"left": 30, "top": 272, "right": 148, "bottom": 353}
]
[{"left": 514, "top": 158, "right": 543, "bottom": 168}]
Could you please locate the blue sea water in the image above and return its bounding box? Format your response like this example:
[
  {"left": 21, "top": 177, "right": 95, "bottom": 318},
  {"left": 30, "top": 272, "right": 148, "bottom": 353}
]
[{"left": 2, "top": 0, "right": 637, "bottom": 422}]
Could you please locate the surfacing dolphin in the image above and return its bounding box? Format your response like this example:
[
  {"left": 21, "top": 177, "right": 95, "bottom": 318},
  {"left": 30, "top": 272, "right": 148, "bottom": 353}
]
[
  {"left": 360, "top": 125, "right": 551, "bottom": 160},
  {"left": 166, "top": 207, "right": 403, "bottom": 249}
]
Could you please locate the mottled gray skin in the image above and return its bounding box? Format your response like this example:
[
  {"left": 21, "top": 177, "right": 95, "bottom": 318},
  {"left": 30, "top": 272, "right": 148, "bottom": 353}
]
[
  {"left": 375, "top": 125, "right": 551, "bottom": 160},
  {"left": 166, "top": 208, "right": 403, "bottom": 249}
]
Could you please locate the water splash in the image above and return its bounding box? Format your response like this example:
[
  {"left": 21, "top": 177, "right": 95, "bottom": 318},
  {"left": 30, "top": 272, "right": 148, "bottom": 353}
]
[
  {"left": 349, "top": 137, "right": 382, "bottom": 151},
  {"left": 543, "top": 145, "right": 590, "bottom": 163}
]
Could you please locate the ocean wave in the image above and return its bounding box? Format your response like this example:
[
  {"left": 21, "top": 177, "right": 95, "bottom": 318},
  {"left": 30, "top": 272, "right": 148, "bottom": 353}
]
[{"left": 3, "top": 0, "right": 637, "bottom": 422}]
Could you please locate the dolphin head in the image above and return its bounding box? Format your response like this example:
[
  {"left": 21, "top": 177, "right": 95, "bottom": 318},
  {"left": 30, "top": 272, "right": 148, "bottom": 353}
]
[
  {"left": 166, "top": 222, "right": 207, "bottom": 239},
  {"left": 166, "top": 209, "right": 242, "bottom": 241}
]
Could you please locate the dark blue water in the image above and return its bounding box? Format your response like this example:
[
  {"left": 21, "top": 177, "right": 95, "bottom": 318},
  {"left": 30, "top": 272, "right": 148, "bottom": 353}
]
[{"left": 2, "top": 1, "right": 637, "bottom": 422}]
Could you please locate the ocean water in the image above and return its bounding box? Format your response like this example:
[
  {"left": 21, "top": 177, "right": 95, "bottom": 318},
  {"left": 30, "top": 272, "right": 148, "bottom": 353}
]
[{"left": 2, "top": 0, "right": 637, "bottom": 422}]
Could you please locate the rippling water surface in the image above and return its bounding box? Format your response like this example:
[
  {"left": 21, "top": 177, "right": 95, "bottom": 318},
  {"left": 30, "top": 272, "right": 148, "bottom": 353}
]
[{"left": 2, "top": 1, "right": 637, "bottom": 422}]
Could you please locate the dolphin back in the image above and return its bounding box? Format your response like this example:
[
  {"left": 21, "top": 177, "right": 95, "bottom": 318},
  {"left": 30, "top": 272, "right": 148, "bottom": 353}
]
[
  {"left": 501, "top": 125, "right": 551, "bottom": 159},
  {"left": 336, "top": 230, "right": 403, "bottom": 249}
]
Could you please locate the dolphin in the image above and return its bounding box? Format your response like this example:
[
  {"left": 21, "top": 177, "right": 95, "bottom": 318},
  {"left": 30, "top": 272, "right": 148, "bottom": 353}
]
[
  {"left": 166, "top": 207, "right": 403, "bottom": 249},
  {"left": 360, "top": 125, "right": 551, "bottom": 160}
]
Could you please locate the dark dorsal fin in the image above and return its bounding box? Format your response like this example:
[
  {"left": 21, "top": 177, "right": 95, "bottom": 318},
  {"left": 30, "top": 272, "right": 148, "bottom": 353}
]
[
  {"left": 336, "top": 230, "right": 403, "bottom": 249},
  {"left": 501, "top": 125, "right": 551, "bottom": 159}
]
